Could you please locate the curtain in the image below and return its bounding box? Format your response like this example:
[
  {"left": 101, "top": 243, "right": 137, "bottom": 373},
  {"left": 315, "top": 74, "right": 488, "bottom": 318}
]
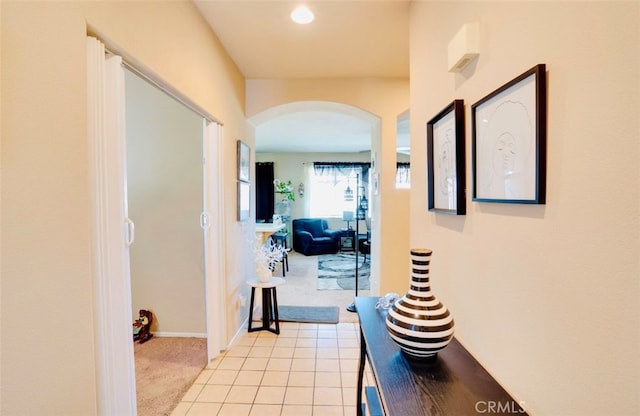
[
  {"left": 256, "top": 162, "right": 275, "bottom": 222},
  {"left": 313, "top": 162, "right": 370, "bottom": 186},
  {"left": 396, "top": 162, "right": 411, "bottom": 188}
]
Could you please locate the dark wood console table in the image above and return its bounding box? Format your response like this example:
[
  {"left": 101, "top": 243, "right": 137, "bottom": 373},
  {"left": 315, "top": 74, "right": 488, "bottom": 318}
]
[{"left": 355, "top": 297, "right": 527, "bottom": 415}]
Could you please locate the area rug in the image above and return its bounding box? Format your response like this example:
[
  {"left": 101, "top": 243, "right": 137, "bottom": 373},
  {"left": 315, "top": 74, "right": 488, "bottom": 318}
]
[
  {"left": 278, "top": 305, "right": 340, "bottom": 324},
  {"left": 317, "top": 252, "right": 370, "bottom": 290}
]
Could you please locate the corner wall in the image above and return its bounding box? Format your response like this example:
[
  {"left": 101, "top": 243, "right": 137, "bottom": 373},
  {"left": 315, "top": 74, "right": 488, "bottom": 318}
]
[
  {"left": 409, "top": 2, "right": 639, "bottom": 415},
  {"left": 1, "top": 2, "right": 250, "bottom": 413}
]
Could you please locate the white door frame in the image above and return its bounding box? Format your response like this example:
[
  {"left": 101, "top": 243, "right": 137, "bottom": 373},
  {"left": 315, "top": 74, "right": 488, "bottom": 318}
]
[
  {"left": 203, "top": 121, "right": 227, "bottom": 361},
  {"left": 87, "top": 37, "right": 137, "bottom": 415},
  {"left": 88, "top": 36, "right": 226, "bottom": 415}
]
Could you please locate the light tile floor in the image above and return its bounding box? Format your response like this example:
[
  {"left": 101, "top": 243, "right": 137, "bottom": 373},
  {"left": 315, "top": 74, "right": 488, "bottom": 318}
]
[{"left": 171, "top": 322, "right": 374, "bottom": 416}]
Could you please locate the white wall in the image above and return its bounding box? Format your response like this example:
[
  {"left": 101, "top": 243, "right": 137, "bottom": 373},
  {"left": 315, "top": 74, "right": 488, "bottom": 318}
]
[
  {"left": 409, "top": 2, "right": 639, "bottom": 415},
  {"left": 125, "top": 70, "right": 206, "bottom": 335},
  {"left": 1, "top": 2, "right": 250, "bottom": 413}
]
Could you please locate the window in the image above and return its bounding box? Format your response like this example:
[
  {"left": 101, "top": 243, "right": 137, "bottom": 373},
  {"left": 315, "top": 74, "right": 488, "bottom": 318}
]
[
  {"left": 396, "top": 162, "right": 411, "bottom": 189},
  {"left": 309, "top": 163, "right": 369, "bottom": 218}
]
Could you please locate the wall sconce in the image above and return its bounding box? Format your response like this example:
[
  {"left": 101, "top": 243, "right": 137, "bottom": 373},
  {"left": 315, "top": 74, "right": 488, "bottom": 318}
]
[{"left": 298, "top": 183, "right": 305, "bottom": 198}]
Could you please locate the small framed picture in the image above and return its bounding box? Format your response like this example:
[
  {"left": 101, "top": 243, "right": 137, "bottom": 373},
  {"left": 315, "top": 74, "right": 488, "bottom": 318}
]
[
  {"left": 238, "top": 181, "right": 250, "bottom": 221},
  {"left": 427, "top": 99, "right": 466, "bottom": 215},
  {"left": 471, "top": 64, "right": 546, "bottom": 204},
  {"left": 237, "top": 140, "right": 250, "bottom": 183}
]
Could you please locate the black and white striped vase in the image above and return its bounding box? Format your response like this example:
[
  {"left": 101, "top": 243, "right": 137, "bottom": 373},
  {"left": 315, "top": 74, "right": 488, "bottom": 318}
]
[{"left": 385, "top": 249, "right": 455, "bottom": 359}]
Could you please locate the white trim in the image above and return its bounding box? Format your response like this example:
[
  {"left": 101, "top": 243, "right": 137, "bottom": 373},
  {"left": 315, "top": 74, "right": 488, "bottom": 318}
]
[
  {"left": 87, "top": 36, "right": 137, "bottom": 416},
  {"left": 227, "top": 316, "right": 251, "bottom": 351},
  {"left": 204, "top": 121, "right": 228, "bottom": 362},
  {"left": 152, "top": 332, "right": 208, "bottom": 339},
  {"left": 87, "top": 24, "right": 222, "bottom": 126}
]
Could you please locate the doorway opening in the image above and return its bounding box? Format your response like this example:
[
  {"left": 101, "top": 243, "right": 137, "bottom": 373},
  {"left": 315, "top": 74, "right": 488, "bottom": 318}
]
[{"left": 87, "top": 35, "right": 226, "bottom": 415}]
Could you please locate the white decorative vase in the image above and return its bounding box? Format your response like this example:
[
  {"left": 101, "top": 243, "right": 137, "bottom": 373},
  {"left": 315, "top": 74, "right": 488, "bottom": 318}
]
[
  {"left": 385, "top": 249, "right": 455, "bottom": 359},
  {"left": 256, "top": 264, "right": 272, "bottom": 283}
]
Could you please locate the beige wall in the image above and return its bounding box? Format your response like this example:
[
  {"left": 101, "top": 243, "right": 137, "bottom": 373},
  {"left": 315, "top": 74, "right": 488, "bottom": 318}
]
[
  {"left": 125, "top": 70, "right": 206, "bottom": 335},
  {"left": 247, "top": 78, "right": 410, "bottom": 295},
  {"left": 410, "top": 2, "right": 639, "bottom": 415},
  {"left": 1, "top": 1, "right": 251, "bottom": 413}
]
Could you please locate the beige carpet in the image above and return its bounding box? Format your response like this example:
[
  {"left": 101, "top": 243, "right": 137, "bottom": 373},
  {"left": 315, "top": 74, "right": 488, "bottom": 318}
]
[{"left": 134, "top": 337, "right": 207, "bottom": 416}]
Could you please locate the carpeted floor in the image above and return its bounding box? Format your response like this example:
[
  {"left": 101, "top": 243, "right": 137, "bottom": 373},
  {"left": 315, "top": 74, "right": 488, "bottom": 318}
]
[
  {"left": 134, "top": 337, "right": 207, "bottom": 416},
  {"left": 317, "top": 252, "right": 371, "bottom": 290}
]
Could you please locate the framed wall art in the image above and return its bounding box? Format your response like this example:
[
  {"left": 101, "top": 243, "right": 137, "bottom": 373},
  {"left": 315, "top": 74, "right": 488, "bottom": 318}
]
[
  {"left": 237, "top": 181, "right": 250, "bottom": 221},
  {"left": 237, "top": 140, "right": 250, "bottom": 183},
  {"left": 471, "top": 64, "right": 547, "bottom": 204},
  {"left": 427, "top": 99, "right": 466, "bottom": 215}
]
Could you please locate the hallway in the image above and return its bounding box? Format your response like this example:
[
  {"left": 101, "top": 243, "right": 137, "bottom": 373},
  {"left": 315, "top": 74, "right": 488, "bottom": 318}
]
[{"left": 171, "top": 252, "right": 373, "bottom": 415}]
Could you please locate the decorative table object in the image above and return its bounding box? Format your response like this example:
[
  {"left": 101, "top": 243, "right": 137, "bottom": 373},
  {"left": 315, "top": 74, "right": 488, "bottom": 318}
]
[
  {"left": 385, "top": 248, "right": 455, "bottom": 359},
  {"left": 356, "top": 297, "right": 527, "bottom": 416},
  {"left": 255, "top": 238, "right": 287, "bottom": 282},
  {"left": 247, "top": 277, "right": 285, "bottom": 334}
]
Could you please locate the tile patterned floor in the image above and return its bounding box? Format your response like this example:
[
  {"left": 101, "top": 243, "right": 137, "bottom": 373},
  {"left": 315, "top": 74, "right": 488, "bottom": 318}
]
[{"left": 171, "top": 322, "right": 373, "bottom": 416}]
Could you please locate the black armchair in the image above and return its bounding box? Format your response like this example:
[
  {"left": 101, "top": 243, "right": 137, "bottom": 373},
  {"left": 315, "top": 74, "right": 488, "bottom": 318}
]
[{"left": 292, "top": 218, "right": 341, "bottom": 256}]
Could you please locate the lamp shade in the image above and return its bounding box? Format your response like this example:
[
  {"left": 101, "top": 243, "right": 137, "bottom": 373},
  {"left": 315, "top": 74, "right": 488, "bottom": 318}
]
[{"left": 342, "top": 211, "right": 354, "bottom": 221}]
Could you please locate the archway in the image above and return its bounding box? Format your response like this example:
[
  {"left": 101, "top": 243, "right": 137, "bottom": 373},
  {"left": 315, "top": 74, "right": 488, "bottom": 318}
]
[{"left": 249, "top": 100, "right": 381, "bottom": 295}]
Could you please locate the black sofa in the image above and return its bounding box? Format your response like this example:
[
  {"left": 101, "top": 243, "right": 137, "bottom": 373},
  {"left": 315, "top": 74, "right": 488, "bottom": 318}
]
[{"left": 292, "top": 218, "right": 341, "bottom": 256}]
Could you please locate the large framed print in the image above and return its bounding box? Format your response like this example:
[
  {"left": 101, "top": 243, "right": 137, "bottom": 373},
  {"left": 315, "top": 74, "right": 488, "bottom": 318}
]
[
  {"left": 237, "top": 140, "right": 250, "bottom": 183},
  {"left": 427, "top": 99, "right": 466, "bottom": 215},
  {"left": 237, "top": 181, "right": 250, "bottom": 221},
  {"left": 471, "top": 64, "right": 547, "bottom": 204}
]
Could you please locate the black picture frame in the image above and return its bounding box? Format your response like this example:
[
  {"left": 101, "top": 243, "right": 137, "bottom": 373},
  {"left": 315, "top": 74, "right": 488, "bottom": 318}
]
[
  {"left": 427, "top": 99, "right": 466, "bottom": 215},
  {"left": 237, "top": 181, "right": 250, "bottom": 221},
  {"left": 237, "top": 140, "right": 250, "bottom": 183},
  {"left": 471, "top": 64, "right": 547, "bottom": 204}
]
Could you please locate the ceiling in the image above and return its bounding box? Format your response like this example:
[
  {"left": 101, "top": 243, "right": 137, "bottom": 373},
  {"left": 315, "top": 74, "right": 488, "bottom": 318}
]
[{"left": 193, "top": 0, "right": 411, "bottom": 153}]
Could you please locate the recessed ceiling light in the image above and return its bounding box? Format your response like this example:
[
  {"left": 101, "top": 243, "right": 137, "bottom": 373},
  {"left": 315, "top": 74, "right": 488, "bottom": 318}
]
[{"left": 291, "top": 5, "right": 314, "bottom": 24}]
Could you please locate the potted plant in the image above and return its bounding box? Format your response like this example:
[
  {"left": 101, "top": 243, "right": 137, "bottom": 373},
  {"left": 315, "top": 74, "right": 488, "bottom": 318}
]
[{"left": 274, "top": 179, "right": 295, "bottom": 201}]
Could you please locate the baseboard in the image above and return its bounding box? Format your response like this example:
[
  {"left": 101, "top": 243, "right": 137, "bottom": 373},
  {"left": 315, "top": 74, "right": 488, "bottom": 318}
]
[
  {"left": 226, "top": 315, "right": 251, "bottom": 351},
  {"left": 152, "top": 332, "right": 207, "bottom": 338}
]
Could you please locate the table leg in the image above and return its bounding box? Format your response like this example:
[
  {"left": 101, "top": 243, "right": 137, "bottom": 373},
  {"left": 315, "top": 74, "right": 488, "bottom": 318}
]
[
  {"left": 357, "top": 328, "right": 366, "bottom": 416},
  {"left": 247, "top": 287, "right": 256, "bottom": 332},
  {"left": 261, "top": 287, "right": 271, "bottom": 331},
  {"left": 272, "top": 286, "right": 280, "bottom": 334}
]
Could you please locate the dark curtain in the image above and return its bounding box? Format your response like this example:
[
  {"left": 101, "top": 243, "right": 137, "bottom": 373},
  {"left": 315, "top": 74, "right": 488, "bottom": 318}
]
[
  {"left": 255, "top": 162, "right": 275, "bottom": 222},
  {"left": 396, "top": 162, "right": 411, "bottom": 185}
]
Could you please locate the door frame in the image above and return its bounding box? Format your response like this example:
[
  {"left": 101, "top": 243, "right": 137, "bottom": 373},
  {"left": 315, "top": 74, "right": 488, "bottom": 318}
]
[{"left": 88, "top": 35, "right": 226, "bottom": 415}]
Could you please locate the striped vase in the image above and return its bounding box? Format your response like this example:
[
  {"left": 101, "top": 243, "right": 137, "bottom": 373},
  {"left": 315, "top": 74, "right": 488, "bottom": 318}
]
[{"left": 385, "top": 249, "right": 455, "bottom": 359}]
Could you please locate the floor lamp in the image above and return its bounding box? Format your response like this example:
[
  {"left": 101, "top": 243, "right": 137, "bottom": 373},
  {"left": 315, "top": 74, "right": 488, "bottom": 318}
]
[{"left": 347, "top": 174, "right": 367, "bottom": 313}]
